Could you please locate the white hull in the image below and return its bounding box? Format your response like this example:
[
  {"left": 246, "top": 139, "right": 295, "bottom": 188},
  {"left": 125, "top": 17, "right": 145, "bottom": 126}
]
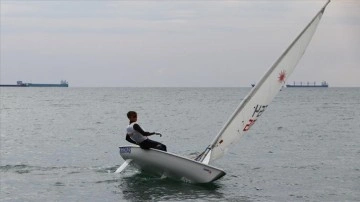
[{"left": 119, "top": 146, "right": 226, "bottom": 183}]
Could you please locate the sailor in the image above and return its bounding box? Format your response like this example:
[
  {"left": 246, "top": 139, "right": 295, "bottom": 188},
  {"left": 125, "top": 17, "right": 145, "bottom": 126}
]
[{"left": 125, "top": 111, "right": 167, "bottom": 152}]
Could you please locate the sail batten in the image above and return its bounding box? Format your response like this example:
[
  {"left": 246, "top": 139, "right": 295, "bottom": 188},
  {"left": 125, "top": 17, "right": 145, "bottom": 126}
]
[{"left": 200, "top": 1, "right": 330, "bottom": 164}]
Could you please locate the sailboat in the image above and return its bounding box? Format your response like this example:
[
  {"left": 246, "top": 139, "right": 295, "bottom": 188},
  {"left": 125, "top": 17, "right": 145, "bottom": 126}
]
[{"left": 116, "top": 1, "right": 330, "bottom": 183}]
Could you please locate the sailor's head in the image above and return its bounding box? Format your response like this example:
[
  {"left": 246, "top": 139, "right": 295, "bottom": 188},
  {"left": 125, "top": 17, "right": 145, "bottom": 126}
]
[{"left": 127, "top": 111, "right": 137, "bottom": 121}]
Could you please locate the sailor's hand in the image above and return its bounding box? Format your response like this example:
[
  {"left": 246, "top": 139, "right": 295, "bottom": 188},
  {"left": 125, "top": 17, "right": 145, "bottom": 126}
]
[{"left": 154, "top": 133, "right": 162, "bottom": 137}]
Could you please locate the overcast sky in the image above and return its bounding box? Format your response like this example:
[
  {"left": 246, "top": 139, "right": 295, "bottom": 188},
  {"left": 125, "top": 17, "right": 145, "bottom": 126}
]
[{"left": 1, "top": 0, "right": 359, "bottom": 87}]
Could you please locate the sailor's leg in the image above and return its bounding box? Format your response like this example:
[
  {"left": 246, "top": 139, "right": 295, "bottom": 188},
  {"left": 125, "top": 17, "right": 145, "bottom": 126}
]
[
  {"left": 140, "top": 139, "right": 167, "bottom": 152},
  {"left": 156, "top": 143, "right": 167, "bottom": 152}
]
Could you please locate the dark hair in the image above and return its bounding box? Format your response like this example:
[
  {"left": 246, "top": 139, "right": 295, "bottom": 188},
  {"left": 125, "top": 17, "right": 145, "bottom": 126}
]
[{"left": 127, "top": 111, "right": 137, "bottom": 119}]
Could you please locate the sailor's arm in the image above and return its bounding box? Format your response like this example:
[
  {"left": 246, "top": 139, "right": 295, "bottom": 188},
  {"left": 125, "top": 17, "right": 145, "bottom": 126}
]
[
  {"left": 133, "top": 124, "right": 155, "bottom": 136},
  {"left": 125, "top": 134, "right": 137, "bottom": 144}
]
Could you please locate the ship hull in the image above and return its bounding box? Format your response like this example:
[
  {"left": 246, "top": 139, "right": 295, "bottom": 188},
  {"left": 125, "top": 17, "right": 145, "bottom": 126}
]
[
  {"left": 26, "top": 84, "right": 68, "bottom": 87},
  {"left": 286, "top": 85, "right": 328, "bottom": 88},
  {"left": 0, "top": 83, "right": 68, "bottom": 87}
]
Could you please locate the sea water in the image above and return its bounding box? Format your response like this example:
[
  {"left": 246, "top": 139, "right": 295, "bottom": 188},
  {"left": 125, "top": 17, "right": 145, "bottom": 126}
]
[{"left": 1, "top": 87, "right": 359, "bottom": 201}]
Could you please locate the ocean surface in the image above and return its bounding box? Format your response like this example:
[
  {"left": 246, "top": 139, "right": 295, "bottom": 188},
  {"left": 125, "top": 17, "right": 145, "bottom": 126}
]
[{"left": 1, "top": 87, "right": 359, "bottom": 201}]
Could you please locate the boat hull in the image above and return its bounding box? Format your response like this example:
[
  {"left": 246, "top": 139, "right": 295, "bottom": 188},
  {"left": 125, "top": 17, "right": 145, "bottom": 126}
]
[{"left": 119, "top": 146, "right": 226, "bottom": 183}]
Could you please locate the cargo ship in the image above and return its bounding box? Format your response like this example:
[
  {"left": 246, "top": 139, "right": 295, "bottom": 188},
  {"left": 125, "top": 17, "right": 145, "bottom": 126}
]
[
  {"left": 0, "top": 80, "right": 69, "bottom": 87},
  {"left": 286, "top": 81, "right": 328, "bottom": 88}
]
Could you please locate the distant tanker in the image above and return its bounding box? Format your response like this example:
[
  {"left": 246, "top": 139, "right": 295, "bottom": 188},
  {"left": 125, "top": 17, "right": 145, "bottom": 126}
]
[
  {"left": 286, "top": 81, "right": 328, "bottom": 88},
  {"left": 0, "top": 80, "right": 69, "bottom": 87}
]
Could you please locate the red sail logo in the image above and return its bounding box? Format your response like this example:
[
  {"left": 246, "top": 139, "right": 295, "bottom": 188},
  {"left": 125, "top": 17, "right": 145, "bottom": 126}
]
[{"left": 278, "top": 70, "right": 286, "bottom": 83}]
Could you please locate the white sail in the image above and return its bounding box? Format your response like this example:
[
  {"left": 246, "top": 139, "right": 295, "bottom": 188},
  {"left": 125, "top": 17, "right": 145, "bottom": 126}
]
[{"left": 198, "top": 1, "right": 330, "bottom": 164}]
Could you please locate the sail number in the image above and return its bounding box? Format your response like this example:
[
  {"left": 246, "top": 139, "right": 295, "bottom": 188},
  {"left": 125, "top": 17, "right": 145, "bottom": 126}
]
[{"left": 243, "top": 104, "right": 268, "bottom": 131}]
